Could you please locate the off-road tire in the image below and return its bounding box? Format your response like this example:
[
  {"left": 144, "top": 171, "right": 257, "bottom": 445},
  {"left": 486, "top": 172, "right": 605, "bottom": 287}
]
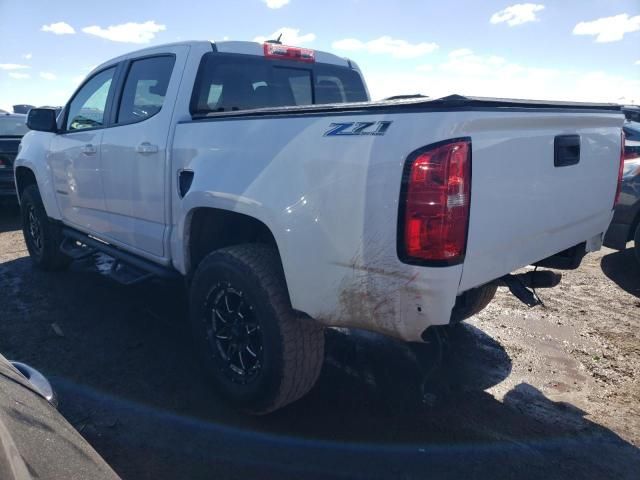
[
  {"left": 20, "top": 184, "right": 71, "bottom": 271},
  {"left": 450, "top": 283, "right": 498, "bottom": 324},
  {"left": 189, "top": 244, "right": 325, "bottom": 414}
]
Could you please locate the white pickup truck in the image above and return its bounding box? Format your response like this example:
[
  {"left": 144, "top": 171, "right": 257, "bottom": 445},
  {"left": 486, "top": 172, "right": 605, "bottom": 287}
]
[{"left": 16, "top": 40, "right": 624, "bottom": 413}]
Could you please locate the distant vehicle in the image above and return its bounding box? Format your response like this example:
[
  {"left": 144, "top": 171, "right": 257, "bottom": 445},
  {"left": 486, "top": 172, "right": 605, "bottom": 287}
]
[
  {"left": 622, "top": 105, "right": 640, "bottom": 123},
  {"left": 0, "top": 353, "right": 118, "bottom": 479},
  {"left": 39, "top": 105, "right": 64, "bottom": 118},
  {"left": 623, "top": 119, "right": 640, "bottom": 143},
  {"left": 16, "top": 40, "right": 624, "bottom": 414},
  {"left": 0, "top": 112, "right": 28, "bottom": 200},
  {"left": 12, "top": 104, "right": 35, "bottom": 114},
  {"left": 604, "top": 122, "right": 640, "bottom": 260}
]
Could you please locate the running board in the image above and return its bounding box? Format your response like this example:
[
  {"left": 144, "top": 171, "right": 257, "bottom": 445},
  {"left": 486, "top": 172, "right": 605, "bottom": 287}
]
[
  {"left": 60, "top": 228, "right": 179, "bottom": 284},
  {"left": 60, "top": 237, "right": 95, "bottom": 260}
]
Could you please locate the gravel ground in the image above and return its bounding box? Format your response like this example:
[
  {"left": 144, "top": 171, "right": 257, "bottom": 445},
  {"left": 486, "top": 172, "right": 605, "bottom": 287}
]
[{"left": 0, "top": 205, "right": 639, "bottom": 479}]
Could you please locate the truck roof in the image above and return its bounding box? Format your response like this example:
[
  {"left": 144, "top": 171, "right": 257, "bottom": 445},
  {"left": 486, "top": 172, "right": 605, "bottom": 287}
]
[{"left": 91, "top": 40, "right": 355, "bottom": 75}]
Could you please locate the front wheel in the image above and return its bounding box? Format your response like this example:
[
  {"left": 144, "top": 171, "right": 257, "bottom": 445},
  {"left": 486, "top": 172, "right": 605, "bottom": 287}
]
[
  {"left": 189, "top": 244, "right": 325, "bottom": 414},
  {"left": 20, "top": 185, "right": 70, "bottom": 271}
]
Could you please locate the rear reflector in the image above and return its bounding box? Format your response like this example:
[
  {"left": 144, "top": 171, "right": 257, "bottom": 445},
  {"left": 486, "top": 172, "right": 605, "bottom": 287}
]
[
  {"left": 263, "top": 43, "right": 315, "bottom": 63},
  {"left": 615, "top": 130, "right": 625, "bottom": 206},
  {"left": 398, "top": 138, "right": 472, "bottom": 266}
]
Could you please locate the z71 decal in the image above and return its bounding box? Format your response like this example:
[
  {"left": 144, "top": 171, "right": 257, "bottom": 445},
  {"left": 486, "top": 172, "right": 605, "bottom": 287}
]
[{"left": 324, "top": 121, "right": 392, "bottom": 137}]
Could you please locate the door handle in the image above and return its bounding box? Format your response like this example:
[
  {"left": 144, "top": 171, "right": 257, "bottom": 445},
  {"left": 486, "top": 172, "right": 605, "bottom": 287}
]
[
  {"left": 81, "top": 144, "right": 97, "bottom": 155},
  {"left": 136, "top": 142, "right": 159, "bottom": 154},
  {"left": 554, "top": 135, "right": 580, "bottom": 167}
]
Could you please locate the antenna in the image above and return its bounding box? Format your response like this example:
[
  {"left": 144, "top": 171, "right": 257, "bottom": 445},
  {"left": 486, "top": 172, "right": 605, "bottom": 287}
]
[{"left": 265, "top": 33, "right": 283, "bottom": 44}]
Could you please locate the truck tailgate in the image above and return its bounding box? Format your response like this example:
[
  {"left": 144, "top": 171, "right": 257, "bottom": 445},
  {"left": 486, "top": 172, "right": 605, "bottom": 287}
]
[{"left": 459, "top": 111, "right": 622, "bottom": 291}]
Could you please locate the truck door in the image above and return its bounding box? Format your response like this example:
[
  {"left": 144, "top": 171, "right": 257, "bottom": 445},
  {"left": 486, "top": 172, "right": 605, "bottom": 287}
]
[
  {"left": 50, "top": 67, "right": 117, "bottom": 232},
  {"left": 99, "top": 46, "right": 188, "bottom": 259}
]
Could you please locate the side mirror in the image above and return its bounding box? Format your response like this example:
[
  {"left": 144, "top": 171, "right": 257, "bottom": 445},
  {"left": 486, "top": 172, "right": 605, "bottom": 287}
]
[{"left": 27, "top": 108, "right": 58, "bottom": 133}]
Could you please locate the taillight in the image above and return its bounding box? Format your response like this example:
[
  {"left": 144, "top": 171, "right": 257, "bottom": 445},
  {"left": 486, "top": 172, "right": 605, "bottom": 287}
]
[
  {"left": 615, "top": 130, "right": 625, "bottom": 206},
  {"left": 398, "top": 138, "right": 472, "bottom": 265},
  {"left": 263, "top": 43, "right": 315, "bottom": 63}
]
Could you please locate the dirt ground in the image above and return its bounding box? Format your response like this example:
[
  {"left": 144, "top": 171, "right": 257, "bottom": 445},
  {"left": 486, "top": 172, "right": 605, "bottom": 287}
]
[{"left": 1, "top": 204, "right": 639, "bottom": 479}]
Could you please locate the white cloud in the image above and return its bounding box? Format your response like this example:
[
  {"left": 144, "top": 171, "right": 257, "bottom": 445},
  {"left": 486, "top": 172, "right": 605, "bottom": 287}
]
[
  {"left": 332, "top": 38, "right": 363, "bottom": 50},
  {"left": 449, "top": 48, "right": 474, "bottom": 58},
  {"left": 23, "top": 53, "right": 32, "bottom": 60},
  {"left": 439, "top": 49, "right": 554, "bottom": 79},
  {"left": 254, "top": 27, "right": 315, "bottom": 45},
  {"left": 9, "top": 72, "right": 30, "bottom": 80},
  {"left": 573, "top": 14, "right": 640, "bottom": 43},
  {"left": 72, "top": 75, "right": 86, "bottom": 85},
  {"left": 332, "top": 36, "right": 438, "bottom": 59},
  {"left": 416, "top": 64, "right": 433, "bottom": 72},
  {"left": 40, "top": 72, "right": 57, "bottom": 80},
  {"left": 263, "top": 0, "right": 290, "bottom": 8},
  {"left": 636, "top": 60, "right": 640, "bottom": 65},
  {"left": 41, "top": 22, "right": 76, "bottom": 35},
  {"left": 490, "top": 4, "right": 545, "bottom": 26},
  {"left": 0, "top": 64, "right": 29, "bottom": 71},
  {"left": 572, "top": 71, "right": 640, "bottom": 104},
  {"left": 82, "top": 20, "right": 166, "bottom": 44},
  {"left": 363, "top": 48, "right": 639, "bottom": 105}
]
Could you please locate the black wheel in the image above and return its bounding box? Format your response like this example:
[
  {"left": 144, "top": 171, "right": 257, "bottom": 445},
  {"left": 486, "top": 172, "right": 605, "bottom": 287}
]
[
  {"left": 189, "top": 244, "right": 325, "bottom": 414},
  {"left": 450, "top": 283, "right": 498, "bottom": 324},
  {"left": 20, "top": 185, "right": 71, "bottom": 271},
  {"left": 634, "top": 223, "right": 640, "bottom": 265}
]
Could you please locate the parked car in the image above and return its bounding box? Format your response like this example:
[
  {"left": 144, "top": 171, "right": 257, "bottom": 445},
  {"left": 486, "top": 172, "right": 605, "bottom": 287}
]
[
  {"left": 12, "top": 104, "right": 35, "bottom": 115},
  {"left": 0, "top": 353, "right": 118, "bottom": 479},
  {"left": 603, "top": 121, "right": 640, "bottom": 259},
  {"left": 622, "top": 105, "right": 640, "bottom": 124},
  {"left": 0, "top": 112, "right": 28, "bottom": 199},
  {"left": 16, "top": 40, "right": 625, "bottom": 414}
]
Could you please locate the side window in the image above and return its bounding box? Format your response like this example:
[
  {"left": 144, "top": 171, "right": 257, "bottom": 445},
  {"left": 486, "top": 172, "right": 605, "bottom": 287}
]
[
  {"left": 117, "top": 56, "right": 175, "bottom": 124},
  {"left": 66, "top": 67, "right": 116, "bottom": 131}
]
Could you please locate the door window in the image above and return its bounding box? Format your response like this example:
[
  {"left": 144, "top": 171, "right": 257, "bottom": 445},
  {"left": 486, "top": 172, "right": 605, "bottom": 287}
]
[
  {"left": 117, "top": 56, "right": 175, "bottom": 124},
  {"left": 66, "top": 67, "right": 116, "bottom": 131}
]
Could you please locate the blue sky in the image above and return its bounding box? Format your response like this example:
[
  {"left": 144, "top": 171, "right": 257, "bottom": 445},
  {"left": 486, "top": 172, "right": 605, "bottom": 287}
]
[{"left": 1, "top": 0, "right": 639, "bottom": 111}]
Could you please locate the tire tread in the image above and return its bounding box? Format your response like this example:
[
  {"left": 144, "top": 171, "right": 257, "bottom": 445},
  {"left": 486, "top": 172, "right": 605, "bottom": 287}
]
[{"left": 192, "top": 244, "right": 324, "bottom": 414}]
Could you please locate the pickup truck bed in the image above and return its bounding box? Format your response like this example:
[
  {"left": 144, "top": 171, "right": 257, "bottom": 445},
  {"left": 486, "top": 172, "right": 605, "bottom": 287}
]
[{"left": 173, "top": 95, "right": 621, "bottom": 340}]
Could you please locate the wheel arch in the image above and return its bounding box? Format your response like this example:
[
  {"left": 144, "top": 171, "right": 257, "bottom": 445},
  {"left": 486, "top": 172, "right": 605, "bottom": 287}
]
[
  {"left": 14, "top": 166, "right": 37, "bottom": 201},
  {"left": 14, "top": 158, "right": 62, "bottom": 220},
  {"left": 185, "top": 206, "right": 286, "bottom": 280}
]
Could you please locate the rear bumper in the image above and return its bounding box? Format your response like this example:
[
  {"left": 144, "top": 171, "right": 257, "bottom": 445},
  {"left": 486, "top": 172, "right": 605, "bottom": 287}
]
[
  {"left": 603, "top": 222, "right": 631, "bottom": 250},
  {"left": 315, "top": 262, "right": 462, "bottom": 343}
]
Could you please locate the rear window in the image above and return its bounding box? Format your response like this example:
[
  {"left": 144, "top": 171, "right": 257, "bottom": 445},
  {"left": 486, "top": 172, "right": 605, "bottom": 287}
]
[
  {"left": 0, "top": 115, "right": 28, "bottom": 136},
  {"left": 191, "top": 53, "right": 367, "bottom": 115}
]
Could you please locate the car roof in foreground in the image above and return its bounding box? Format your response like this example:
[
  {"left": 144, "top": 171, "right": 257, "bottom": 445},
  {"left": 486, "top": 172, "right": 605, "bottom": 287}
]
[{"left": 0, "top": 353, "right": 119, "bottom": 479}]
